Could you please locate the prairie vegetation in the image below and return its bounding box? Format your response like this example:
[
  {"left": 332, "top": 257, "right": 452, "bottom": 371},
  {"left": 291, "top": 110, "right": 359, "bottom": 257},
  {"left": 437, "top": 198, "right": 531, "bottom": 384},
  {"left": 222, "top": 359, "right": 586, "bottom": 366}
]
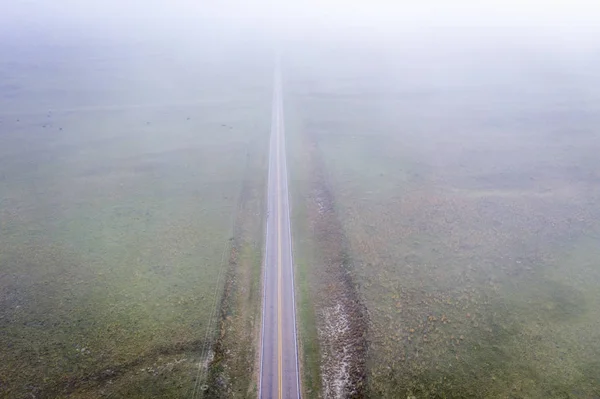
[
  {"left": 0, "top": 33, "right": 271, "bottom": 397},
  {"left": 285, "top": 35, "right": 600, "bottom": 398}
]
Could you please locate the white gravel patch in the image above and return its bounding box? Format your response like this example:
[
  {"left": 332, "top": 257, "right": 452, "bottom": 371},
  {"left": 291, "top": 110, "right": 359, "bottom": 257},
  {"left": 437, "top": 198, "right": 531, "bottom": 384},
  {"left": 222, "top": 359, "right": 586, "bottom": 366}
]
[{"left": 320, "top": 302, "right": 354, "bottom": 399}]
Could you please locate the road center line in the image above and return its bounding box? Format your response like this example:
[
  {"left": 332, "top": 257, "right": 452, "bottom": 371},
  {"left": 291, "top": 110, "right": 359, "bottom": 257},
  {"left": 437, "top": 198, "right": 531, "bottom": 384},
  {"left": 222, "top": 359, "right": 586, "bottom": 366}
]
[{"left": 277, "top": 86, "right": 284, "bottom": 399}]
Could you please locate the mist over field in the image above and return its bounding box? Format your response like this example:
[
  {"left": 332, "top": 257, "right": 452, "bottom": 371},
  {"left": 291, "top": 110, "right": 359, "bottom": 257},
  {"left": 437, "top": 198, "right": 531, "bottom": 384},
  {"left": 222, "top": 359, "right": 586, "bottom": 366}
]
[{"left": 2, "top": 1, "right": 600, "bottom": 397}]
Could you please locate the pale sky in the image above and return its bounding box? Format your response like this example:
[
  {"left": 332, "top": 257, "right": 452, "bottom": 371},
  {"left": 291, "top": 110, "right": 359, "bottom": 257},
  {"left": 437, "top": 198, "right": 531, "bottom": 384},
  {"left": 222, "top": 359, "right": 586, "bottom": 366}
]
[{"left": 2, "top": 0, "right": 600, "bottom": 39}]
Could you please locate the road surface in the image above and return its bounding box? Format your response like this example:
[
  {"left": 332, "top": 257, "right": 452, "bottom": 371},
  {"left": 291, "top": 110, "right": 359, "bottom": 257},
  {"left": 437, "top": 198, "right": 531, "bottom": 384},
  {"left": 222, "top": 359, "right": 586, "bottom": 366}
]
[{"left": 259, "top": 64, "right": 301, "bottom": 399}]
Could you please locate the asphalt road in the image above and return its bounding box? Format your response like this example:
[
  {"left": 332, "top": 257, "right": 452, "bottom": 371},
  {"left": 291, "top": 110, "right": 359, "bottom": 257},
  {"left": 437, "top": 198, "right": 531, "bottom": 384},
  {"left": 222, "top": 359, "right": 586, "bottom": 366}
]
[{"left": 259, "top": 65, "right": 301, "bottom": 399}]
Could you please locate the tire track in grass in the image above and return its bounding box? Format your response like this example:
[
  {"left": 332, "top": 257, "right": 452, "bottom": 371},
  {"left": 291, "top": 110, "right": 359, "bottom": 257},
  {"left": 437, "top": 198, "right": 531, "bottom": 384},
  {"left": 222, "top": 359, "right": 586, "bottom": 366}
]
[{"left": 190, "top": 232, "right": 232, "bottom": 399}]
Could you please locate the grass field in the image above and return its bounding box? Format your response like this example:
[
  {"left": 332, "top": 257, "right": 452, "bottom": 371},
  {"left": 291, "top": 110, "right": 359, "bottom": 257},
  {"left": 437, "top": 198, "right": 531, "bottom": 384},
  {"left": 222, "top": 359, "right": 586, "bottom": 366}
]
[
  {"left": 0, "top": 32, "right": 271, "bottom": 398},
  {"left": 284, "top": 34, "right": 600, "bottom": 398},
  {"left": 4, "top": 21, "right": 600, "bottom": 399}
]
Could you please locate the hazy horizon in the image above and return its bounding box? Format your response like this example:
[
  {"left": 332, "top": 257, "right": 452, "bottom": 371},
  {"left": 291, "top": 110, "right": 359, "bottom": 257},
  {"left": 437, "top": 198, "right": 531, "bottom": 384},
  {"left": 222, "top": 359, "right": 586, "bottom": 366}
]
[
  {"left": 3, "top": 1, "right": 600, "bottom": 42},
  {"left": 2, "top": 1, "right": 600, "bottom": 397}
]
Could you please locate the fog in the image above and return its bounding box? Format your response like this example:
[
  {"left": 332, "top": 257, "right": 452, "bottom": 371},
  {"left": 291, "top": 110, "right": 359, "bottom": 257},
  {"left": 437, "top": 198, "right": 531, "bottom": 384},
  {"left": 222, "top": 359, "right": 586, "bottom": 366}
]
[
  {"left": 3, "top": 0, "right": 600, "bottom": 40},
  {"left": 2, "top": 1, "right": 600, "bottom": 397}
]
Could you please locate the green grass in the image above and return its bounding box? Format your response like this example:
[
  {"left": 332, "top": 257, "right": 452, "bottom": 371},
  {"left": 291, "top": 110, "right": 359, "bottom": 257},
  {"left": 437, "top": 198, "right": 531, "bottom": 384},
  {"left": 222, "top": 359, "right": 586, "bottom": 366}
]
[
  {"left": 0, "top": 35, "right": 272, "bottom": 397},
  {"left": 283, "top": 38, "right": 600, "bottom": 398},
  {"left": 285, "top": 96, "right": 324, "bottom": 398},
  {"left": 204, "top": 122, "right": 270, "bottom": 398},
  {"left": 290, "top": 208, "right": 324, "bottom": 398}
]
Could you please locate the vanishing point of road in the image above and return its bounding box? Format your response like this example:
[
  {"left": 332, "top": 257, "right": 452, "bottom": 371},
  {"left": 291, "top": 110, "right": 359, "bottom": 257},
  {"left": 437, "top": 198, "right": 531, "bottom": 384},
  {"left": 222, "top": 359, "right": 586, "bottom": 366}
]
[{"left": 259, "top": 64, "right": 301, "bottom": 399}]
